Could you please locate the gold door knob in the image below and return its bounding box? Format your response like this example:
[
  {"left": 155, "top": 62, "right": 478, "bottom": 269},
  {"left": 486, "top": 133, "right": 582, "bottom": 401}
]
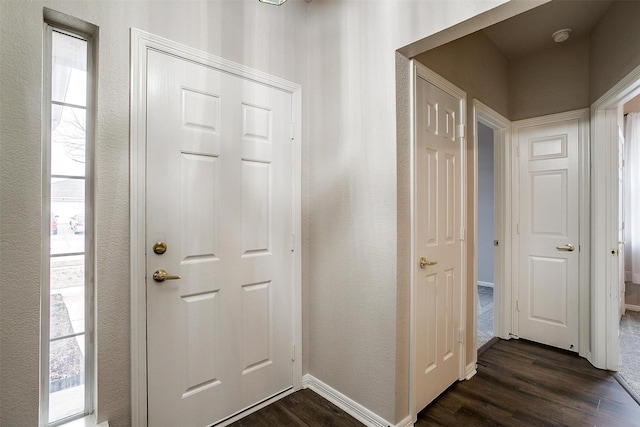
[
  {"left": 419, "top": 257, "right": 437, "bottom": 269},
  {"left": 153, "top": 269, "right": 182, "bottom": 282},
  {"left": 556, "top": 243, "right": 575, "bottom": 252}
]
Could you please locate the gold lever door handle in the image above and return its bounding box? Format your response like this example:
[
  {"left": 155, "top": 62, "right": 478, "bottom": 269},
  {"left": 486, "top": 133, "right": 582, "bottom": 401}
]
[
  {"left": 419, "top": 257, "right": 437, "bottom": 269},
  {"left": 153, "top": 269, "right": 182, "bottom": 282},
  {"left": 556, "top": 243, "right": 575, "bottom": 252}
]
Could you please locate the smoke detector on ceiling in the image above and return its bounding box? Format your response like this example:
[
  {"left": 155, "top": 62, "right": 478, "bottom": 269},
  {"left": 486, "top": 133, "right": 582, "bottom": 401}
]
[{"left": 552, "top": 29, "right": 572, "bottom": 43}]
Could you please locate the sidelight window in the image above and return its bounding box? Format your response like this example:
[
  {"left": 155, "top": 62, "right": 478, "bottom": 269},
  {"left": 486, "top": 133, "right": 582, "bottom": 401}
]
[{"left": 42, "top": 17, "right": 96, "bottom": 426}]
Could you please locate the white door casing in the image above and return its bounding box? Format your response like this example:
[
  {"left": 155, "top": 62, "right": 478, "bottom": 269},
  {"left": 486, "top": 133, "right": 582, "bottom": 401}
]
[
  {"left": 412, "top": 62, "right": 466, "bottom": 414},
  {"left": 130, "top": 30, "right": 302, "bottom": 427},
  {"left": 513, "top": 110, "right": 587, "bottom": 352},
  {"left": 618, "top": 123, "right": 626, "bottom": 318}
]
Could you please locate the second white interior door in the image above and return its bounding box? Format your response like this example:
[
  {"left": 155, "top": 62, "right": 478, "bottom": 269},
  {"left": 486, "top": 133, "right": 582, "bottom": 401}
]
[{"left": 514, "top": 110, "right": 584, "bottom": 352}]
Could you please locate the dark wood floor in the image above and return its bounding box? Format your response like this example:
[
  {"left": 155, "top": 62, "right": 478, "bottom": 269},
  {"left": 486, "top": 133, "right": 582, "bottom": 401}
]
[
  {"left": 418, "top": 339, "right": 640, "bottom": 426},
  {"left": 229, "top": 387, "right": 362, "bottom": 426},
  {"left": 229, "top": 339, "right": 640, "bottom": 426}
]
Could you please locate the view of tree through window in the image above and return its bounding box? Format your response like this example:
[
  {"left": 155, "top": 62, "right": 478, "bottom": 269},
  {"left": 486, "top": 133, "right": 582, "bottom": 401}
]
[{"left": 47, "top": 28, "right": 90, "bottom": 424}]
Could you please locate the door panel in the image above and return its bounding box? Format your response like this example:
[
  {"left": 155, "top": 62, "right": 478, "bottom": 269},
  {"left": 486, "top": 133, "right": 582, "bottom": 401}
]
[
  {"left": 516, "top": 114, "right": 581, "bottom": 351},
  {"left": 146, "top": 49, "right": 294, "bottom": 426},
  {"left": 415, "top": 74, "right": 463, "bottom": 412}
]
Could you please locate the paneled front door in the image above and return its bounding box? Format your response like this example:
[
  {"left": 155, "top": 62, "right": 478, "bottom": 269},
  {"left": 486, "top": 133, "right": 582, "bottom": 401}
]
[{"left": 145, "top": 48, "right": 295, "bottom": 426}]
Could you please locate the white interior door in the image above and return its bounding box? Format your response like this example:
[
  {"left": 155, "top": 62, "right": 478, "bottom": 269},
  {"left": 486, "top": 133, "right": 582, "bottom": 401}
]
[
  {"left": 145, "top": 49, "right": 294, "bottom": 426},
  {"left": 414, "top": 72, "right": 464, "bottom": 412},
  {"left": 515, "top": 112, "right": 582, "bottom": 352}
]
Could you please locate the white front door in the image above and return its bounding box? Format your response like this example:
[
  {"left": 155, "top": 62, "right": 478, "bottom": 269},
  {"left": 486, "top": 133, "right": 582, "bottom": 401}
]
[
  {"left": 145, "top": 49, "right": 295, "bottom": 426},
  {"left": 514, "top": 111, "right": 584, "bottom": 352},
  {"left": 414, "top": 69, "right": 464, "bottom": 412}
]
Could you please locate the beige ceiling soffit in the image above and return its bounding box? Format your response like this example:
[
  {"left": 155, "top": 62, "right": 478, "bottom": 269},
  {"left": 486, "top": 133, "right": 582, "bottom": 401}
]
[{"left": 398, "top": 0, "right": 550, "bottom": 59}]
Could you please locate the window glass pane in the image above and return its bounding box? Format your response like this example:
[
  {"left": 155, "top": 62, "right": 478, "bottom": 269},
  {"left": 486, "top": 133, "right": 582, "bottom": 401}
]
[
  {"left": 50, "top": 255, "right": 85, "bottom": 339},
  {"left": 51, "top": 178, "right": 85, "bottom": 255},
  {"left": 46, "top": 23, "right": 92, "bottom": 425},
  {"left": 51, "top": 105, "right": 86, "bottom": 177},
  {"left": 52, "top": 31, "right": 87, "bottom": 106},
  {"left": 49, "top": 336, "right": 85, "bottom": 423}
]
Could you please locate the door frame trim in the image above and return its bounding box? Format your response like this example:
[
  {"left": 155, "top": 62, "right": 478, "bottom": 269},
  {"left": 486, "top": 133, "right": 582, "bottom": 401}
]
[
  {"left": 590, "top": 62, "right": 640, "bottom": 370},
  {"left": 472, "top": 100, "right": 511, "bottom": 347},
  {"left": 409, "top": 60, "right": 467, "bottom": 419},
  {"left": 510, "top": 109, "right": 590, "bottom": 355},
  {"left": 129, "top": 28, "right": 303, "bottom": 426}
]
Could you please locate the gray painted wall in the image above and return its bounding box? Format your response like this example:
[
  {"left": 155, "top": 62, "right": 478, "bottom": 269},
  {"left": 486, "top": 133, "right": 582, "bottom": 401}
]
[
  {"left": 590, "top": 1, "right": 640, "bottom": 104},
  {"left": 477, "top": 123, "right": 495, "bottom": 285},
  {"left": 0, "top": 1, "right": 308, "bottom": 425},
  {"left": 415, "top": 31, "right": 510, "bottom": 119}
]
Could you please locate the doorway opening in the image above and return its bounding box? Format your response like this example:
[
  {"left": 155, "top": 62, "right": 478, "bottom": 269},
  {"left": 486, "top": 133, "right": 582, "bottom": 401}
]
[
  {"left": 592, "top": 61, "right": 640, "bottom": 394},
  {"left": 476, "top": 121, "right": 495, "bottom": 349},
  {"left": 618, "top": 95, "right": 640, "bottom": 398},
  {"left": 472, "top": 100, "right": 510, "bottom": 353}
]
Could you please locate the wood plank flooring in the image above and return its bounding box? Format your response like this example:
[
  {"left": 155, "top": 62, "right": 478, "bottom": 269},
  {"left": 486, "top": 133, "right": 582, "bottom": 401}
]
[
  {"left": 229, "top": 339, "right": 640, "bottom": 426},
  {"left": 229, "top": 387, "right": 362, "bottom": 426},
  {"left": 419, "top": 339, "right": 640, "bottom": 426}
]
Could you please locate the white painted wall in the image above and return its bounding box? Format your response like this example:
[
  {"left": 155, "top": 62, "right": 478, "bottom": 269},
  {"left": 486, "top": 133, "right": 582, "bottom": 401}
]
[
  {"left": 305, "top": 1, "right": 511, "bottom": 424},
  {"left": 0, "top": 0, "right": 514, "bottom": 426}
]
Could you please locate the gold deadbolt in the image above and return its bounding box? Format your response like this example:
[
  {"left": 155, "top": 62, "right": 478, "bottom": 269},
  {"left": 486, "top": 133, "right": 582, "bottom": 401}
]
[{"left": 153, "top": 242, "right": 168, "bottom": 255}]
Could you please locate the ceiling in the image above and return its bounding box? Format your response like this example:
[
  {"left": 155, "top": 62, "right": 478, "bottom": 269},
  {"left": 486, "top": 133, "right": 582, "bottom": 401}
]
[{"left": 482, "top": 0, "right": 614, "bottom": 60}]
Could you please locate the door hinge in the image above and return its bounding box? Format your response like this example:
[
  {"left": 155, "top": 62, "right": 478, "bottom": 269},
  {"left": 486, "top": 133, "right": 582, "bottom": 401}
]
[
  {"left": 516, "top": 145, "right": 520, "bottom": 157},
  {"left": 290, "top": 123, "right": 295, "bottom": 141},
  {"left": 458, "top": 329, "right": 464, "bottom": 343},
  {"left": 291, "top": 344, "right": 296, "bottom": 361},
  {"left": 458, "top": 124, "right": 465, "bottom": 139},
  {"left": 516, "top": 300, "right": 519, "bottom": 312},
  {"left": 460, "top": 227, "right": 465, "bottom": 240},
  {"left": 290, "top": 233, "right": 295, "bottom": 252},
  {"left": 516, "top": 223, "right": 520, "bottom": 234}
]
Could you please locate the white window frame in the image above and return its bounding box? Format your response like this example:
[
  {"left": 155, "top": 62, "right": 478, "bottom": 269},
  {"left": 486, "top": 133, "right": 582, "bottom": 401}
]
[{"left": 41, "top": 14, "right": 96, "bottom": 427}]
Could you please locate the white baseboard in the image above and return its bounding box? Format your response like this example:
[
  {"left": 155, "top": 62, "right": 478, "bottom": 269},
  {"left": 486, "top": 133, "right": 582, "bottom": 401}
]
[
  {"left": 625, "top": 304, "right": 640, "bottom": 312},
  {"left": 302, "top": 374, "right": 411, "bottom": 427},
  {"left": 395, "top": 415, "right": 414, "bottom": 427},
  {"left": 464, "top": 363, "right": 477, "bottom": 380},
  {"left": 478, "top": 281, "right": 494, "bottom": 288}
]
